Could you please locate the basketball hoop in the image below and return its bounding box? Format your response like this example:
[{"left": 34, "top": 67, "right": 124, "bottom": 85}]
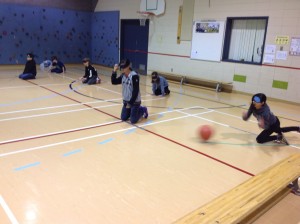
[{"left": 137, "top": 11, "right": 154, "bottom": 26}]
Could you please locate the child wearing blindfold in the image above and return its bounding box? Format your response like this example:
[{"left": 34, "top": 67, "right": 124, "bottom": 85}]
[
  {"left": 242, "top": 93, "right": 299, "bottom": 145},
  {"left": 111, "top": 59, "right": 148, "bottom": 124},
  {"left": 151, "top": 72, "right": 170, "bottom": 96}
]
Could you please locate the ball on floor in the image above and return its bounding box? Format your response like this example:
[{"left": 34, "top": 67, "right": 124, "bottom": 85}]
[{"left": 198, "top": 125, "right": 213, "bottom": 141}]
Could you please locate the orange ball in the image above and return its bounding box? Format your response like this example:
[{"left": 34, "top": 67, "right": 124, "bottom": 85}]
[{"left": 198, "top": 125, "right": 213, "bottom": 141}]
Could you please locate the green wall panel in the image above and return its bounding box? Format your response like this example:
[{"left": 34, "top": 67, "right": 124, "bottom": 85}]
[
  {"left": 272, "top": 80, "right": 288, "bottom": 90},
  {"left": 233, "top": 74, "right": 247, "bottom": 83}
]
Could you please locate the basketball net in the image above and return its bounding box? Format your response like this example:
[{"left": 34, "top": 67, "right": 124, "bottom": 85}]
[{"left": 137, "top": 11, "right": 154, "bottom": 26}]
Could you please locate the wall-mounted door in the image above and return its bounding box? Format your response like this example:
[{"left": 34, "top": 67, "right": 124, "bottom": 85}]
[{"left": 120, "top": 19, "right": 149, "bottom": 75}]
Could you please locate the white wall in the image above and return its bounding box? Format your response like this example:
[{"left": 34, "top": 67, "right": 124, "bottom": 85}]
[
  {"left": 95, "top": 0, "right": 300, "bottom": 104},
  {"left": 95, "top": 0, "right": 140, "bottom": 18}
]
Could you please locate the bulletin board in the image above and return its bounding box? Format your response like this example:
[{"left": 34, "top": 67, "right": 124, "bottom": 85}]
[
  {"left": 290, "top": 37, "right": 300, "bottom": 56},
  {"left": 190, "top": 21, "right": 225, "bottom": 62}
]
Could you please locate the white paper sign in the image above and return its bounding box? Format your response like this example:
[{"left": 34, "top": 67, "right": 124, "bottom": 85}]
[
  {"left": 265, "top": 45, "right": 276, "bottom": 54},
  {"left": 263, "top": 54, "right": 275, "bottom": 64},
  {"left": 276, "top": 51, "right": 288, "bottom": 60},
  {"left": 290, "top": 37, "right": 300, "bottom": 56}
]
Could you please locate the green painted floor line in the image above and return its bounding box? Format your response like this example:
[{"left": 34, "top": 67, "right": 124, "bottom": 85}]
[{"left": 201, "top": 141, "right": 300, "bottom": 147}]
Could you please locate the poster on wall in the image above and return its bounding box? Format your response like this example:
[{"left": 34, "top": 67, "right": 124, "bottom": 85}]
[
  {"left": 275, "top": 36, "right": 289, "bottom": 45},
  {"left": 263, "top": 54, "right": 275, "bottom": 64},
  {"left": 264, "top": 44, "right": 276, "bottom": 54},
  {"left": 195, "top": 22, "right": 220, "bottom": 33},
  {"left": 191, "top": 20, "right": 225, "bottom": 62},
  {"left": 276, "top": 51, "right": 288, "bottom": 60},
  {"left": 289, "top": 37, "right": 300, "bottom": 56}
]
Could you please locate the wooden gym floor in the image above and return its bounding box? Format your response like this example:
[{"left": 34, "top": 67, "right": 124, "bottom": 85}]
[{"left": 0, "top": 65, "right": 299, "bottom": 224}]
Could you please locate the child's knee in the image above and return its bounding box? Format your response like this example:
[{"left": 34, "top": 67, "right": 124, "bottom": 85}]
[
  {"left": 121, "top": 117, "right": 128, "bottom": 121},
  {"left": 130, "top": 119, "right": 138, "bottom": 124},
  {"left": 256, "top": 137, "right": 264, "bottom": 144},
  {"left": 121, "top": 114, "right": 130, "bottom": 121},
  {"left": 130, "top": 116, "right": 140, "bottom": 124}
]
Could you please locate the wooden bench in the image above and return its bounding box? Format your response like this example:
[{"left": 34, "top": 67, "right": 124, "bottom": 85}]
[
  {"left": 157, "top": 71, "right": 185, "bottom": 84},
  {"left": 184, "top": 77, "right": 233, "bottom": 93},
  {"left": 154, "top": 71, "right": 233, "bottom": 93},
  {"left": 174, "top": 153, "right": 300, "bottom": 224}
]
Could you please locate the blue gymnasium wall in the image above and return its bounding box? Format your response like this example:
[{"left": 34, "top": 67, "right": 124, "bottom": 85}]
[
  {"left": 0, "top": 3, "right": 119, "bottom": 66},
  {"left": 91, "top": 11, "right": 119, "bottom": 67}
]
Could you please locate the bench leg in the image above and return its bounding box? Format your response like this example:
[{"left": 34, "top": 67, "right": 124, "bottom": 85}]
[
  {"left": 216, "top": 83, "right": 222, "bottom": 92},
  {"left": 180, "top": 77, "right": 184, "bottom": 85},
  {"left": 290, "top": 177, "right": 300, "bottom": 196},
  {"left": 180, "top": 77, "right": 186, "bottom": 85}
]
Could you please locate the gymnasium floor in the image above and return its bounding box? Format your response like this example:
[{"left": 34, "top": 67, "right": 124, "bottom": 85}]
[{"left": 0, "top": 65, "right": 299, "bottom": 224}]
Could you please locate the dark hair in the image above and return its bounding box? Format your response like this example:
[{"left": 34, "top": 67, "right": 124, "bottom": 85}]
[
  {"left": 119, "top": 59, "right": 131, "bottom": 69},
  {"left": 252, "top": 93, "right": 267, "bottom": 103},
  {"left": 51, "top": 56, "right": 58, "bottom": 61},
  {"left": 82, "top": 57, "right": 90, "bottom": 63},
  {"left": 151, "top": 71, "right": 160, "bottom": 83},
  {"left": 27, "top": 53, "right": 34, "bottom": 58}
]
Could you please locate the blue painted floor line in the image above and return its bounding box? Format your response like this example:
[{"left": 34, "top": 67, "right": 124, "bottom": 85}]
[
  {"left": 98, "top": 138, "right": 114, "bottom": 145},
  {"left": 124, "top": 129, "right": 136, "bottom": 134},
  {"left": 63, "top": 149, "right": 82, "bottom": 157},
  {"left": 14, "top": 161, "right": 41, "bottom": 171}
]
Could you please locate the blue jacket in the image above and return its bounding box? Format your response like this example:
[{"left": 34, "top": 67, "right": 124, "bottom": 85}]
[
  {"left": 53, "top": 61, "right": 66, "bottom": 71},
  {"left": 152, "top": 75, "right": 168, "bottom": 95}
]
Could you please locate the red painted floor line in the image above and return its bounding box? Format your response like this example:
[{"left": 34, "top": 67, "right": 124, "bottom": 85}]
[
  {"left": 8, "top": 80, "right": 254, "bottom": 177},
  {"left": 0, "top": 120, "right": 122, "bottom": 146},
  {"left": 143, "top": 128, "right": 254, "bottom": 177}
]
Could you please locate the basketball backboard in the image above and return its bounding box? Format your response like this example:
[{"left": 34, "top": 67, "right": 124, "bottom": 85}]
[{"left": 139, "top": 0, "right": 165, "bottom": 16}]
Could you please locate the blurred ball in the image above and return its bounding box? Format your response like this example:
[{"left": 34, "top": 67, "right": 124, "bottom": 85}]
[
  {"left": 242, "top": 111, "right": 248, "bottom": 120},
  {"left": 198, "top": 125, "right": 213, "bottom": 141}
]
